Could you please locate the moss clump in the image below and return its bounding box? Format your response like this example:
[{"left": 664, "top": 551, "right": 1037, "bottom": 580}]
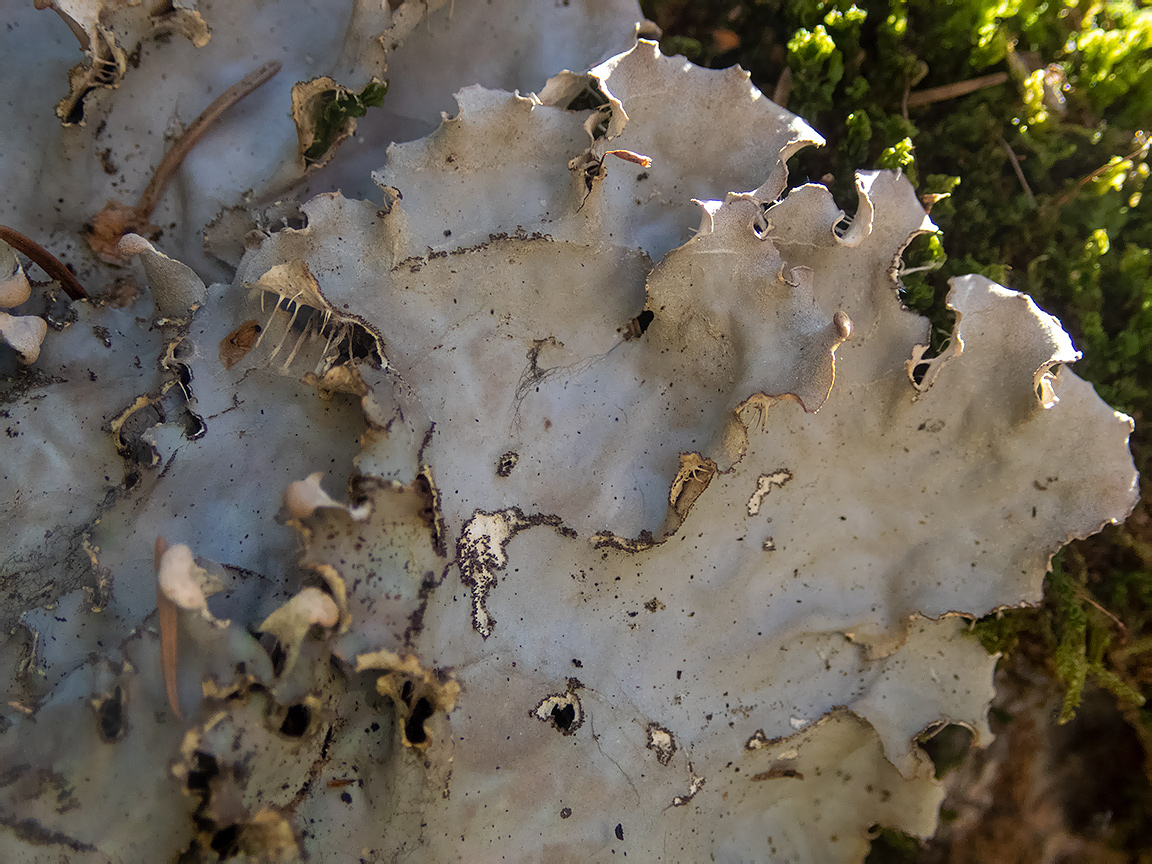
[
  {"left": 974, "top": 552, "right": 1147, "bottom": 725},
  {"left": 304, "top": 79, "right": 389, "bottom": 165}
]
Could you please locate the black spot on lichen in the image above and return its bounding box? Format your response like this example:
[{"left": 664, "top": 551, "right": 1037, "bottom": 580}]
[
  {"left": 496, "top": 451, "right": 519, "bottom": 477},
  {"left": 96, "top": 685, "right": 125, "bottom": 743},
  {"left": 268, "top": 639, "right": 287, "bottom": 677},
  {"left": 532, "top": 680, "right": 584, "bottom": 736},
  {"left": 186, "top": 751, "right": 219, "bottom": 792},
  {"left": 6, "top": 816, "right": 97, "bottom": 852},
  {"left": 551, "top": 702, "right": 576, "bottom": 732},
  {"left": 413, "top": 468, "right": 447, "bottom": 558},
  {"left": 210, "top": 824, "right": 240, "bottom": 856},
  {"left": 403, "top": 571, "right": 441, "bottom": 647},
  {"left": 623, "top": 309, "right": 654, "bottom": 341},
  {"left": 280, "top": 704, "right": 311, "bottom": 737},
  {"left": 405, "top": 697, "right": 434, "bottom": 745}
]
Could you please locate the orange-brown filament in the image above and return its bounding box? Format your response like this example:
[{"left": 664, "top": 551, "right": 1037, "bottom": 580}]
[
  {"left": 155, "top": 535, "right": 182, "bottom": 720},
  {"left": 604, "top": 149, "right": 652, "bottom": 168}
]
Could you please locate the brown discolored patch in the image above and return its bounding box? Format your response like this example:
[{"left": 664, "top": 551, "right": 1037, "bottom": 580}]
[
  {"left": 85, "top": 200, "right": 158, "bottom": 264},
  {"left": 219, "top": 320, "right": 262, "bottom": 369},
  {"left": 750, "top": 766, "right": 804, "bottom": 781},
  {"left": 98, "top": 148, "right": 118, "bottom": 175}
]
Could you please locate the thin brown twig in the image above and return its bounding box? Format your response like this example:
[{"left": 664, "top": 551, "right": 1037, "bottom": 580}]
[
  {"left": 0, "top": 224, "right": 88, "bottom": 300},
  {"left": 905, "top": 72, "right": 1009, "bottom": 108},
  {"left": 137, "top": 59, "right": 282, "bottom": 221},
  {"left": 1000, "top": 138, "right": 1037, "bottom": 208},
  {"left": 1065, "top": 545, "right": 1127, "bottom": 636},
  {"left": 902, "top": 62, "right": 928, "bottom": 119},
  {"left": 1076, "top": 583, "right": 1127, "bottom": 636},
  {"left": 1051, "top": 138, "right": 1151, "bottom": 210},
  {"left": 87, "top": 60, "right": 282, "bottom": 264}
]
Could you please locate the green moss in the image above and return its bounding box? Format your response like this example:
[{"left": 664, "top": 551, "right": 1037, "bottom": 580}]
[
  {"left": 1074, "top": 3, "right": 1152, "bottom": 120},
  {"left": 304, "top": 79, "right": 389, "bottom": 165},
  {"left": 877, "top": 135, "right": 917, "bottom": 184},
  {"left": 661, "top": 34, "right": 704, "bottom": 60},
  {"left": 972, "top": 553, "right": 1146, "bottom": 726},
  {"left": 1050, "top": 559, "right": 1092, "bottom": 723},
  {"left": 971, "top": 605, "right": 1041, "bottom": 657},
  {"left": 844, "top": 110, "right": 873, "bottom": 164},
  {"left": 787, "top": 24, "right": 845, "bottom": 113},
  {"left": 864, "top": 827, "right": 921, "bottom": 863}
]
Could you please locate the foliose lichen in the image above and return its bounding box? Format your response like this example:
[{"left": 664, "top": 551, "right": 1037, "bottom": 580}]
[{"left": 0, "top": 2, "right": 1140, "bottom": 861}]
